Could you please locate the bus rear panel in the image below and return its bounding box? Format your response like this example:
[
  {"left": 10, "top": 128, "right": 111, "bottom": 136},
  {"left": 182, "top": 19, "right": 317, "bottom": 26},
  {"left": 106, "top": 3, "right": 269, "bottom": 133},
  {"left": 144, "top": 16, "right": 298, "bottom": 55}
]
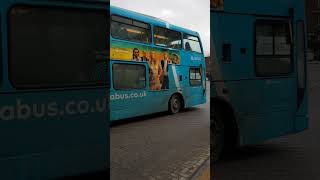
[{"left": 211, "top": 0, "right": 308, "bottom": 146}]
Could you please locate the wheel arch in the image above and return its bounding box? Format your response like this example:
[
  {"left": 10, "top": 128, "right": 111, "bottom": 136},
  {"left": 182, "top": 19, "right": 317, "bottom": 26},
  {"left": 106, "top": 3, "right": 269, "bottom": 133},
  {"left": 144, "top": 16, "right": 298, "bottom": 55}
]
[
  {"left": 169, "top": 92, "right": 185, "bottom": 109},
  {"left": 211, "top": 96, "right": 239, "bottom": 148}
]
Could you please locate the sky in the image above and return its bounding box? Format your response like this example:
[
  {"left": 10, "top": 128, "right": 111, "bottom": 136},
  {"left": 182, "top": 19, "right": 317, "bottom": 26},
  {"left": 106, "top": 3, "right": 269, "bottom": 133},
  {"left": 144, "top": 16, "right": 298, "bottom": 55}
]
[{"left": 111, "top": 0, "right": 210, "bottom": 57}]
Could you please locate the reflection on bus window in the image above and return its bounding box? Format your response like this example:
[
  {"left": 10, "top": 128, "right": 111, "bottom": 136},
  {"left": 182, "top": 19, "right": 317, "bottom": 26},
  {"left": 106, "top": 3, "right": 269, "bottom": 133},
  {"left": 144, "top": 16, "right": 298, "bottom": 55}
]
[
  {"left": 154, "top": 26, "right": 181, "bottom": 49},
  {"left": 111, "top": 15, "right": 151, "bottom": 44},
  {"left": 113, "top": 63, "right": 146, "bottom": 90}
]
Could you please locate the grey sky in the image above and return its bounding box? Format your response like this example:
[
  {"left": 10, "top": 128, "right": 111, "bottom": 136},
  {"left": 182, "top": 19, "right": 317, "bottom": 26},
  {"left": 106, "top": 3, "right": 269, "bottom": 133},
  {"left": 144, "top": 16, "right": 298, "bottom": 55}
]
[{"left": 111, "top": 0, "right": 210, "bottom": 56}]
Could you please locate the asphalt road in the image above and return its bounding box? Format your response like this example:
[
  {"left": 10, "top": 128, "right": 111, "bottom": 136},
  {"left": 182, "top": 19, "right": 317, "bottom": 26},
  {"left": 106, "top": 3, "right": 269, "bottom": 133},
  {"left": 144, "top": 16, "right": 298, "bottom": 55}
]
[
  {"left": 110, "top": 83, "right": 210, "bottom": 180},
  {"left": 213, "top": 62, "right": 320, "bottom": 180}
]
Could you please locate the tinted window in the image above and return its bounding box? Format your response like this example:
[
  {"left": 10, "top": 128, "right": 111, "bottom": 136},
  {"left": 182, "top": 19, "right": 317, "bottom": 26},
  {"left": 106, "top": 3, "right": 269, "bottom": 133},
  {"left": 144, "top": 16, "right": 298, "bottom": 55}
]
[
  {"left": 154, "top": 26, "right": 181, "bottom": 49},
  {"left": 255, "top": 21, "right": 292, "bottom": 76},
  {"left": 183, "top": 34, "right": 202, "bottom": 53},
  {"left": 112, "top": 63, "right": 146, "bottom": 90},
  {"left": 111, "top": 15, "right": 151, "bottom": 43},
  {"left": 9, "top": 6, "right": 107, "bottom": 88},
  {"left": 190, "top": 68, "right": 202, "bottom": 86}
]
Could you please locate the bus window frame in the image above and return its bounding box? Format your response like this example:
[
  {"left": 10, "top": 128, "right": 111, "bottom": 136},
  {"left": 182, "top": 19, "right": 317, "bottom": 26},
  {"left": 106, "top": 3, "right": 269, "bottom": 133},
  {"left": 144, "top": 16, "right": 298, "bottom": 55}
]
[
  {"left": 183, "top": 33, "right": 203, "bottom": 54},
  {"left": 8, "top": 4, "right": 108, "bottom": 89},
  {"left": 112, "top": 62, "right": 147, "bottom": 91},
  {"left": 254, "top": 19, "right": 294, "bottom": 77},
  {"left": 110, "top": 14, "right": 152, "bottom": 45},
  {"left": 153, "top": 25, "right": 182, "bottom": 50},
  {"left": 189, "top": 67, "right": 202, "bottom": 87},
  {"left": 296, "top": 20, "right": 307, "bottom": 108}
]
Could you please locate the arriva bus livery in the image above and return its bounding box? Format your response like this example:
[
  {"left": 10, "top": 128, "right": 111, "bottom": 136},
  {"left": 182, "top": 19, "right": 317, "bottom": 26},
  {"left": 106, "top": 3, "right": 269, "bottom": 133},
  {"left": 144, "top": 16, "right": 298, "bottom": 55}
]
[
  {"left": 0, "top": 0, "right": 109, "bottom": 179},
  {"left": 110, "top": 6, "right": 207, "bottom": 121},
  {"left": 211, "top": 0, "right": 308, "bottom": 161}
]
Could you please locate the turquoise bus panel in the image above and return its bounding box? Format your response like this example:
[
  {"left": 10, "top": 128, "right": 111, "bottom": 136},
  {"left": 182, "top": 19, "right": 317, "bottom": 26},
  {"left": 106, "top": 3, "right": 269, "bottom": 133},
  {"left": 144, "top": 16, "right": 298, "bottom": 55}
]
[
  {"left": 211, "top": 0, "right": 308, "bottom": 146},
  {"left": 110, "top": 6, "right": 206, "bottom": 121},
  {"left": 0, "top": 0, "right": 109, "bottom": 179},
  {"left": 213, "top": 0, "right": 304, "bottom": 17}
]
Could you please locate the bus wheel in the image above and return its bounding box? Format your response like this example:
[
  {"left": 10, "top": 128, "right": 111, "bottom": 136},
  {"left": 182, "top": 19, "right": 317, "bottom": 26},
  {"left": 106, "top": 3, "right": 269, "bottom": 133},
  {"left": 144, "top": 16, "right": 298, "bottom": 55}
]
[
  {"left": 169, "top": 94, "right": 181, "bottom": 114},
  {"left": 212, "top": 109, "right": 224, "bottom": 162}
]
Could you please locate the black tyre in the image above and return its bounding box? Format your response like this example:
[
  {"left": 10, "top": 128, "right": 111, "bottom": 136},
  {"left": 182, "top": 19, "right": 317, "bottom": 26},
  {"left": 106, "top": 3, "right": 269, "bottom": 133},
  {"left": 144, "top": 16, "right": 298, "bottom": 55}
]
[
  {"left": 169, "top": 94, "right": 182, "bottom": 114},
  {"left": 211, "top": 108, "right": 224, "bottom": 162}
]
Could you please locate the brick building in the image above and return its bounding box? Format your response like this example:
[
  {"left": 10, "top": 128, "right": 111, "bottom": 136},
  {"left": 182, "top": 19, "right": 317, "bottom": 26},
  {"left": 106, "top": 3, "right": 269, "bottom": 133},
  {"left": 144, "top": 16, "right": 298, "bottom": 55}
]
[{"left": 306, "top": 0, "right": 320, "bottom": 60}]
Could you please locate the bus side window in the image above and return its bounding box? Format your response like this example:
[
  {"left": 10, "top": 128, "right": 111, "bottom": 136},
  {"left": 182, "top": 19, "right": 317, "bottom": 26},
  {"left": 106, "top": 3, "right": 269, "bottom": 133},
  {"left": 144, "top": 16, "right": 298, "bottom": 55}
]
[
  {"left": 255, "top": 21, "right": 292, "bottom": 77},
  {"left": 112, "top": 63, "right": 146, "bottom": 90},
  {"left": 9, "top": 6, "right": 107, "bottom": 88},
  {"left": 183, "top": 34, "right": 202, "bottom": 53},
  {"left": 154, "top": 26, "right": 181, "bottom": 49},
  {"left": 190, "top": 67, "right": 202, "bottom": 86},
  {"left": 111, "top": 15, "right": 151, "bottom": 44}
]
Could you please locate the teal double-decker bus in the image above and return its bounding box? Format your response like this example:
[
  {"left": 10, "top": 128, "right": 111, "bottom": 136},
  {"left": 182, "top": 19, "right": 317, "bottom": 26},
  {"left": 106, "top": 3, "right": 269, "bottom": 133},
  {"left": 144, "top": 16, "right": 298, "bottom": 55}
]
[
  {"left": 0, "top": 0, "right": 108, "bottom": 179},
  {"left": 211, "top": 0, "right": 308, "bottom": 160},
  {"left": 110, "top": 6, "right": 206, "bottom": 121}
]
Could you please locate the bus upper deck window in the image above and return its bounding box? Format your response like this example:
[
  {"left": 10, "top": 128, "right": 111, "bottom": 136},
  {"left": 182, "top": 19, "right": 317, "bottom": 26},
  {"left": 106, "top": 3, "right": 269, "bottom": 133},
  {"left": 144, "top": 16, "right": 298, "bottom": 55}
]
[
  {"left": 111, "top": 15, "right": 151, "bottom": 44},
  {"left": 154, "top": 26, "right": 181, "bottom": 49},
  {"left": 183, "top": 34, "right": 202, "bottom": 53}
]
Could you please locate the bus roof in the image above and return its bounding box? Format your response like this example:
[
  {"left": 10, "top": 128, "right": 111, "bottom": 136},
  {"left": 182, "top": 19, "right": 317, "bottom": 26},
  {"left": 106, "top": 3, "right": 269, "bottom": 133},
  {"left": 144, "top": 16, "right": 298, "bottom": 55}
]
[
  {"left": 111, "top": 5, "right": 200, "bottom": 37},
  {"left": 214, "top": 0, "right": 305, "bottom": 18}
]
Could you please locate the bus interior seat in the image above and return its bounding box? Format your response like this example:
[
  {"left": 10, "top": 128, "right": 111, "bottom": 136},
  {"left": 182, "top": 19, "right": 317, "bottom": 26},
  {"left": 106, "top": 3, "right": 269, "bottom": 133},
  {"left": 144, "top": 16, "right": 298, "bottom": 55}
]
[{"left": 185, "top": 42, "right": 192, "bottom": 51}]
